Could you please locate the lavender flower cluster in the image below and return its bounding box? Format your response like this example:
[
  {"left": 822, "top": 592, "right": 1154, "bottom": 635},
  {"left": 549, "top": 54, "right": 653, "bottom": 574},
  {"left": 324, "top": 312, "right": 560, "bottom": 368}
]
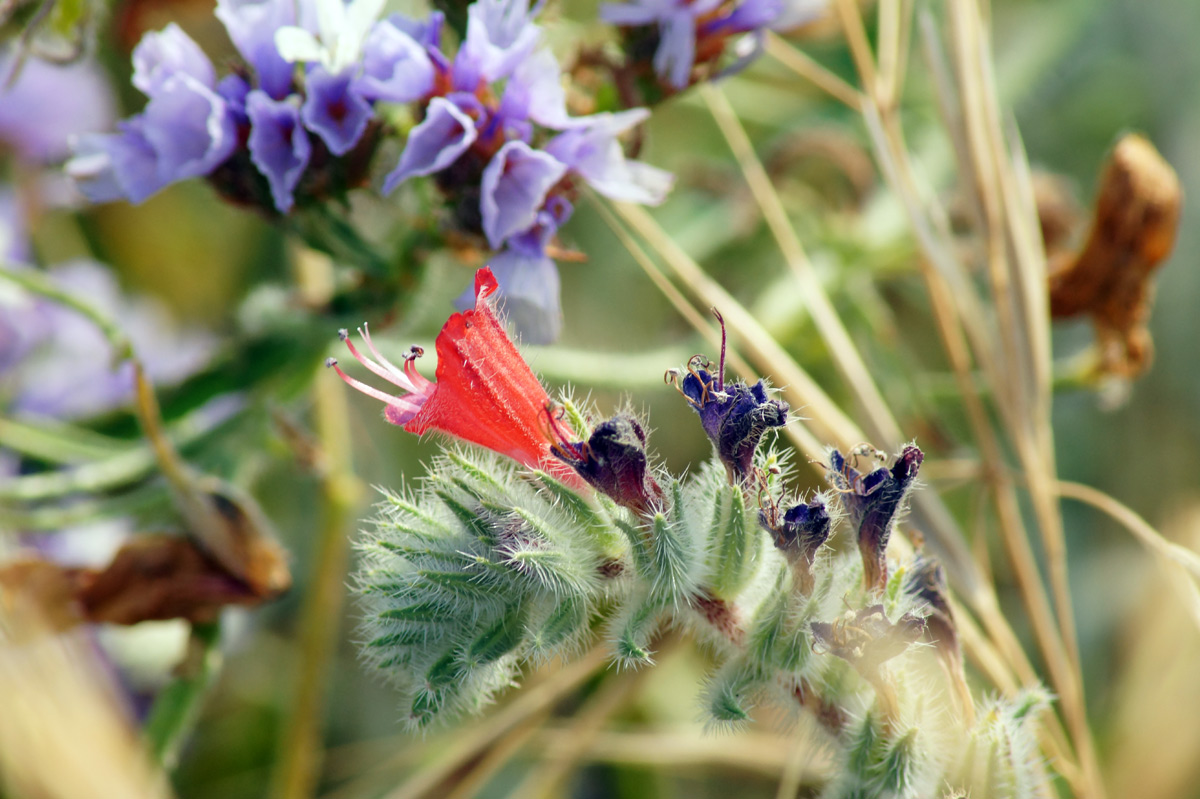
[{"left": 67, "top": 0, "right": 681, "bottom": 342}]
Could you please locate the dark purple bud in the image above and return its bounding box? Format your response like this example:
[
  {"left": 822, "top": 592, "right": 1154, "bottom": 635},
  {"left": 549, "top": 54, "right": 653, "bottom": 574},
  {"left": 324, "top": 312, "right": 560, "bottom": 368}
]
[
  {"left": 827, "top": 444, "right": 923, "bottom": 591},
  {"left": 760, "top": 497, "right": 830, "bottom": 594},
  {"left": 904, "top": 553, "right": 958, "bottom": 660},
  {"left": 551, "top": 413, "right": 663, "bottom": 516},
  {"left": 810, "top": 604, "right": 926, "bottom": 678},
  {"left": 674, "top": 311, "right": 788, "bottom": 483}
]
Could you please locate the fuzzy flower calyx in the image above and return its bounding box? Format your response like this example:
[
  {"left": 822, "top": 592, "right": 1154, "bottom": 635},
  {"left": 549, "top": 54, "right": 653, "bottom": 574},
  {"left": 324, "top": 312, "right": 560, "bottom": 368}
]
[
  {"left": 328, "top": 266, "right": 582, "bottom": 486},
  {"left": 826, "top": 444, "right": 923, "bottom": 592}
]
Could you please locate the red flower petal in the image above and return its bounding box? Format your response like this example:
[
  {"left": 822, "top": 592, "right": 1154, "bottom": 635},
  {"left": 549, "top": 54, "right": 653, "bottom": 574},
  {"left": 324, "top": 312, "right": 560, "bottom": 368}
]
[{"left": 404, "top": 268, "right": 582, "bottom": 486}]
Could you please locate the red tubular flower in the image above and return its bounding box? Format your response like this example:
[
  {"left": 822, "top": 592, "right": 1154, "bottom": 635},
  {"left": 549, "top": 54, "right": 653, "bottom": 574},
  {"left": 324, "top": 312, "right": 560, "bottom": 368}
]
[{"left": 328, "top": 267, "right": 584, "bottom": 487}]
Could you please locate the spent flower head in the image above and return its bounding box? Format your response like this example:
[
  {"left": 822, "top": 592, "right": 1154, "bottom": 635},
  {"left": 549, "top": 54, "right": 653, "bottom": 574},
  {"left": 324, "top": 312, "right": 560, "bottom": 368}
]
[
  {"left": 669, "top": 309, "right": 788, "bottom": 483},
  {"left": 826, "top": 444, "right": 923, "bottom": 592}
]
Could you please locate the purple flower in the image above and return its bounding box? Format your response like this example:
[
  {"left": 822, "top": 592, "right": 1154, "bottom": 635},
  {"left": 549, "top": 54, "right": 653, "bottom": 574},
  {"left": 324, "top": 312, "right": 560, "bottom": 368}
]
[
  {"left": 454, "top": 196, "right": 572, "bottom": 344},
  {"left": 545, "top": 110, "right": 673, "bottom": 204},
  {"left": 383, "top": 95, "right": 480, "bottom": 193},
  {"left": 355, "top": 19, "right": 436, "bottom": 103},
  {"left": 603, "top": 0, "right": 784, "bottom": 88},
  {"left": 680, "top": 364, "right": 788, "bottom": 482},
  {"left": 67, "top": 28, "right": 237, "bottom": 204},
  {"left": 215, "top": 0, "right": 299, "bottom": 99},
  {"left": 701, "top": 0, "right": 783, "bottom": 36},
  {"left": 131, "top": 23, "right": 216, "bottom": 94},
  {"left": 69, "top": 123, "right": 165, "bottom": 204},
  {"left": 826, "top": 445, "right": 923, "bottom": 591},
  {"left": 454, "top": 0, "right": 542, "bottom": 87},
  {"left": 386, "top": 10, "right": 445, "bottom": 51},
  {"left": 601, "top": 0, "right": 720, "bottom": 89},
  {"left": 760, "top": 495, "right": 830, "bottom": 593},
  {"left": 301, "top": 67, "right": 372, "bottom": 155},
  {"left": 0, "top": 55, "right": 115, "bottom": 163},
  {"left": 480, "top": 140, "right": 566, "bottom": 248},
  {"left": 495, "top": 49, "right": 579, "bottom": 131},
  {"left": 142, "top": 75, "right": 238, "bottom": 181},
  {"left": 247, "top": 91, "right": 311, "bottom": 212},
  {"left": 551, "top": 414, "right": 663, "bottom": 515},
  {"left": 2, "top": 260, "right": 215, "bottom": 419}
]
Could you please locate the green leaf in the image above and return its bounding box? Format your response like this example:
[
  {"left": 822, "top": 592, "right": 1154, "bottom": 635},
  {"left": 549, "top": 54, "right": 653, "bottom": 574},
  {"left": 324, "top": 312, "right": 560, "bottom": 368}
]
[
  {"left": 377, "top": 601, "right": 448, "bottom": 623},
  {"left": 465, "top": 604, "right": 527, "bottom": 666},
  {"left": 434, "top": 488, "right": 499, "bottom": 545},
  {"left": 535, "top": 470, "right": 624, "bottom": 555},
  {"left": 707, "top": 486, "right": 762, "bottom": 601},
  {"left": 426, "top": 649, "right": 466, "bottom": 688},
  {"left": 705, "top": 661, "right": 756, "bottom": 723},
  {"left": 647, "top": 508, "right": 696, "bottom": 604},
  {"left": 612, "top": 594, "right": 664, "bottom": 668},
  {"left": 530, "top": 595, "right": 589, "bottom": 657}
]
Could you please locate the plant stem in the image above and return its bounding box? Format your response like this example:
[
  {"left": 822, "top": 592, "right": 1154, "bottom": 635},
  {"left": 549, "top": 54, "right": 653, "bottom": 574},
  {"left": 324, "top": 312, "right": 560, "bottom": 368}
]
[
  {"left": 269, "top": 247, "right": 362, "bottom": 799},
  {"left": 144, "top": 621, "right": 222, "bottom": 769}
]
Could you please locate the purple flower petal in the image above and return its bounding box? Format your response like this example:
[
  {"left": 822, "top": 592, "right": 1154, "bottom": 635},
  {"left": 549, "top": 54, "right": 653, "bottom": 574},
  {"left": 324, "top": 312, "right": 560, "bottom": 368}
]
[
  {"left": 217, "top": 74, "right": 251, "bottom": 126},
  {"left": 701, "top": 0, "right": 783, "bottom": 35},
  {"left": 247, "top": 90, "right": 311, "bottom": 212},
  {"left": 655, "top": 11, "right": 696, "bottom": 89},
  {"left": 545, "top": 110, "right": 673, "bottom": 204},
  {"left": 142, "top": 75, "right": 237, "bottom": 183},
  {"left": 386, "top": 10, "right": 444, "bottom": 50},
  {"left": 0, "top": 55, "right": 115, "bottom": 163},
  {"left": 505, "top": 195, "right": 572, "bottom": 256},
  {"left": 132, "top": 23, "right": 216, "bottom": 95},
  {"left": 67, "top": 123, "right": 166, "bottom": 204},
  {"left": 356, "top": 20, "right": 435, "bottom": 103},
  {"left": 454, "top": 248, "right": 562, "bottom": 345},
  {"left": 301, "top": 66, "right": 372, "bottom": 156},
  {"left": 480, "top": 141, "right": 566, "bottom": 249},
  {"left": 215, "top": 0, "right": 298, "bottom": 99},
  {"left": 497, "top": 48, "right": 579, "bottom": 130},
  {"left": 382, "top": 95, "right": 478, "bottom": 194},
  {"left": 0, "top": 188, "right": 28, "bottom": 264},
  {"left": 454, "top": 0, "right": 541, "bottom": 86}
]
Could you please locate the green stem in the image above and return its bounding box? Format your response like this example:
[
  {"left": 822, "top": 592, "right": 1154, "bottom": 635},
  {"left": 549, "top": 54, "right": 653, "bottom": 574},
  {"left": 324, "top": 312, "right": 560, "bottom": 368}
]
[
  {"left": 269, "top": 247, "right": 363, "bottom": 799},
  {"left": 144, "top": 621, "right": 223, "bottom": 770},
  {"left": 0, "top": 402, "right": 242, "bottom": 503},
  {"left": 0, "top": 263, "right": 133, "bottom": 363}
]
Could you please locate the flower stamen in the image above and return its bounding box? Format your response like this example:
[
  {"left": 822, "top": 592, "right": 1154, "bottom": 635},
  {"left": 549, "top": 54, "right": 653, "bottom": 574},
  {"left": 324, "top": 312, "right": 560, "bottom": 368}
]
[
  {"left": 325, "top": 356, "right": 425, "bottom": 419},
  {"left": 340, "top": 326, "right": 423, "bottom": 394}
]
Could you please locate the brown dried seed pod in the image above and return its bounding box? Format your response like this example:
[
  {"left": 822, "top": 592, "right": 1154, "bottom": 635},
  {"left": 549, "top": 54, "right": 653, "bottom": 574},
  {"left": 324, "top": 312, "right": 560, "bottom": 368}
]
[{"left": 1047, "top": 134, "right": 1183, "bottom": 377}]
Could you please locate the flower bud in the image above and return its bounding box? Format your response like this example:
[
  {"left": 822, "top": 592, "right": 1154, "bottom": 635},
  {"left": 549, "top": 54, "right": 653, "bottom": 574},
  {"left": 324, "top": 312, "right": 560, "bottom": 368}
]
[
  {"left": 826, "top": 444, "right": 923, "bottom": 591},
  {"left": 551, "top": 413, "right": 663, "bottom": 516},
  {"left": 760, "top": 496, "right": 830, "bottom": 595},
  {"left": 811, "top": 604, "right": 926, "bottom": 679},
  {"left": 671, "top": 310, "right": 788, "bottom": 483}
]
